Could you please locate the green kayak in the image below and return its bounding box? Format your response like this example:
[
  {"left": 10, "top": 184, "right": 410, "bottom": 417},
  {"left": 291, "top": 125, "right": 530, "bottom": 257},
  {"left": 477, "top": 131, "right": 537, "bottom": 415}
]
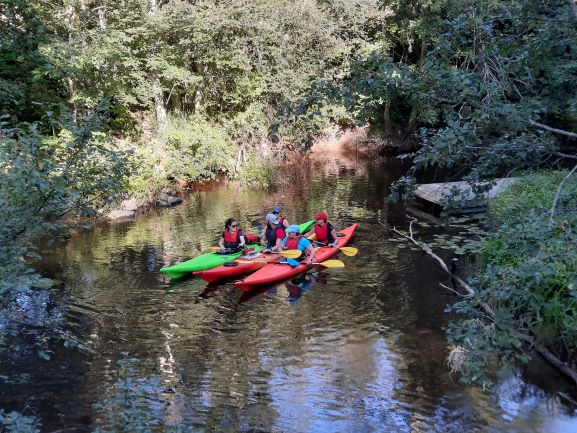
[{"left": 159, "top": 220, "right": 314, "bottom": 279}]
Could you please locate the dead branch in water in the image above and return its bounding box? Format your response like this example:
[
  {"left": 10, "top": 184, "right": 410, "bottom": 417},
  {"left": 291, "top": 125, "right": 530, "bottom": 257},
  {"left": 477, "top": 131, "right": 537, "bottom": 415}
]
[{"left": 384, "top": 214, "right": 577, "bottom": 386}]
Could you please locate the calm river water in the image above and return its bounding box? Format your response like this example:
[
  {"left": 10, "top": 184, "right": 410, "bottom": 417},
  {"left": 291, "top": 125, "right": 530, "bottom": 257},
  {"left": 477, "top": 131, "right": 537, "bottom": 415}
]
[{"left": 3, "top": 152, "right": 577, "bottom": 432}]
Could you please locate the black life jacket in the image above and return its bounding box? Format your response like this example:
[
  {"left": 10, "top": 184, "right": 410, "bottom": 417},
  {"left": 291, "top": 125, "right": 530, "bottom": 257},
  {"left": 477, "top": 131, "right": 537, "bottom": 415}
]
[{"left": 265, "top": 226, "right": 285, "bottom": 248}]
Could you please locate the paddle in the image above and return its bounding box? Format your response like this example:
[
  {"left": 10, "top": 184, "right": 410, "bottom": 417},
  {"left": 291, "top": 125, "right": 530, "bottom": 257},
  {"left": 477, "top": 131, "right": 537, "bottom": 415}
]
[
  {"left": 235, "top": 258, "right": 345, "bottom": 268},
  {"left": 277, "top": 250, "right": 304, "bottom": 258},
  {"left": 286, "top": 258, "right": 345, "bottom": 267},
  {"left": 308, "top": 243, "right": 358, "bottom": 256}
]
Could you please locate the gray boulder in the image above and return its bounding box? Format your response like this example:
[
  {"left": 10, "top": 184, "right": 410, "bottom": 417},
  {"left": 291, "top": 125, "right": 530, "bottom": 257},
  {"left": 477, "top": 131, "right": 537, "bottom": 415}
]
[
  {"left": 107, "top": 210, "right": 136, "bottom": 221},
  {"left": 157, "top": 192, "right": 183, "bottom": 207},
  {"left": 120, "top": 198, "right": 140, "bottom": 211}
]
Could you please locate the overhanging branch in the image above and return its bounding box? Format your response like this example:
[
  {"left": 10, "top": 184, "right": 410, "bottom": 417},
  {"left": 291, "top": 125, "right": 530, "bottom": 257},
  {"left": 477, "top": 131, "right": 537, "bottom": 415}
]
[{"left": 387, "top": 215, "right": 577, "bottom": 386}]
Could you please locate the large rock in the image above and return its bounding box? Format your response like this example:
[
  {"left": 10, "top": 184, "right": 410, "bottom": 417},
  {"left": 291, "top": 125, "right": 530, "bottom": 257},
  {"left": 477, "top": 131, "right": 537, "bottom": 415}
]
[
  {"left": 107, "top": 210, "right": 136, "bottom": 221},
  {"left": 157, "top": 192, "right": 183, "bottom": 207},
  {"left": 161, "top": 187, "right": 177, "bottom": 196},
  {"left": 120, "top": 198, "right": 140, "bottom": 211}
]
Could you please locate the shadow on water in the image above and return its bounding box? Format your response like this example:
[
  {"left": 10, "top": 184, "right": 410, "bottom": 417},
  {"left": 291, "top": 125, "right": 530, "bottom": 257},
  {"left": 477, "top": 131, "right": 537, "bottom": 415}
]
[{"left": 3, "top": 149, "right": 577, "bottom": 432}]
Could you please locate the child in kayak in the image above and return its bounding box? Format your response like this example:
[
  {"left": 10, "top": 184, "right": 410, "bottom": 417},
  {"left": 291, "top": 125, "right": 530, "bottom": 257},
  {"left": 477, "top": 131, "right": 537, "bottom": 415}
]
[
  {"left": 261, "top": 213, "right": 286, "bottom": 252},
  {"left": 304, "top": 212, "right": 339, "bottom": 248},
  {"left": 282, "top": 224, "right": 316, "bottom": 264},
  {"left": 218, "top": 218, "right": 246, "bottom": 253}
]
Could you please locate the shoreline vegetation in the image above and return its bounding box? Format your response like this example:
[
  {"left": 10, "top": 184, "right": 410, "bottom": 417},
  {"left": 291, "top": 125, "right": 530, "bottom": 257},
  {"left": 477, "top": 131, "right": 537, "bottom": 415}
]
[{"left": 2, "top": 0, "right": 577, "bottom": 427}]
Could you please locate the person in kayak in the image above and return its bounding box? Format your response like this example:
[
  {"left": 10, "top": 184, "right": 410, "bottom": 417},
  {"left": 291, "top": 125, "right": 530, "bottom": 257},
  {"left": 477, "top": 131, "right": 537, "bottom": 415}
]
[
  {"left": 304, "top": 212, "right": 339, "bottom": 247},
  {"left": 261, "top": 213, "right": 286, "bottom": 252},
  {"left": 282, "top": 224, "right": 316, "bottom": 264},
  {"left": 271, "top": 205, "right": 290, "bottom": 229},
  {"left": 218, "top": 218, "right": 246, "bottom": 252}
]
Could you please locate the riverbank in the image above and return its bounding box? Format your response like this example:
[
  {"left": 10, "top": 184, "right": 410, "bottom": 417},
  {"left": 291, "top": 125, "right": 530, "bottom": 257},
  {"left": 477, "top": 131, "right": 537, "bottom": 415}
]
[{"left": 106, "top": 125, "right": 401, "bottom": 221}]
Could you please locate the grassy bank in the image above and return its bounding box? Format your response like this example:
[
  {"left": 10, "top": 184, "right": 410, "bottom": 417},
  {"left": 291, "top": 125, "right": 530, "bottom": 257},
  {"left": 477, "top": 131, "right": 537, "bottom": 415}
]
[{"left": 447, "top": 171, "right": 577, "bottom": 385}]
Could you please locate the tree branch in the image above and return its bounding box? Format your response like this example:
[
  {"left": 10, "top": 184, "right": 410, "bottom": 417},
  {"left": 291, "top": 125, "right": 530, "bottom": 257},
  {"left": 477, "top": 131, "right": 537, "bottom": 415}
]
[
  {"left": 556, "top": 152, "right": 577, "bottom": 160},
  {"left": 548, "top": 163, "right": 577, "bottom": 228},
  {"left": 387, "top": 215, "right": 577, "bottom": 386},
  {"left": 528, "top": 120, "right": 577, "bottom": 140}
]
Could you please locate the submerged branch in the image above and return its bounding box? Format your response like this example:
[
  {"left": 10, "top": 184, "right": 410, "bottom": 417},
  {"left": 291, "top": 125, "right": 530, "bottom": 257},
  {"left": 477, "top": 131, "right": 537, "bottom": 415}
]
[{"left": 387, "top": 215, "right": 577, "bottom": 386}]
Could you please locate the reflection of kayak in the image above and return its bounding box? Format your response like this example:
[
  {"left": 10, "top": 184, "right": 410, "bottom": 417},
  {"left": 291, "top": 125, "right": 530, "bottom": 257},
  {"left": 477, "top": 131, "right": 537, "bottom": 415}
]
[
  {"left": 234, "top": 224, "right": 357, "bottom": 291},
  {"left": 195, "top": 220, "right": 315, "bottom": 283},
  {"left": 160, "top": 246, "right": 262, "bottom": 279}
]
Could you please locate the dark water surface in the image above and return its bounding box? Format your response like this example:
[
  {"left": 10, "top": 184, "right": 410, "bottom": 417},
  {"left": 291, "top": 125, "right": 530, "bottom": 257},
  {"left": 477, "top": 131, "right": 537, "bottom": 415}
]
[{"left": 3, "top": 154, "right": 577, "bottom": 432}]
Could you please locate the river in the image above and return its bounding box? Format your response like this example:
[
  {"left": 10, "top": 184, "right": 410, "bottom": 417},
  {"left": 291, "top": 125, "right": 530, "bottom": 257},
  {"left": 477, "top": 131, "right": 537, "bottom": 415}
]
[{"left": 2, "top": 150, "right": 577, "bottom": 432}]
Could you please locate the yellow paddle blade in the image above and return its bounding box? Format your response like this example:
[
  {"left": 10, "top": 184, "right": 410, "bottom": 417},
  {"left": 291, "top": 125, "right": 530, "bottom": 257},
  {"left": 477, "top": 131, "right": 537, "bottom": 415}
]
[
  {"left": 280, "top": 249, "right": 303, "bottom": 258},
  {"left": 307, "top": 233, "right": 317, "bottom": 241},
  {"left": 205, "top": 246, "right": 221, "bottom": 251},
  {"left": 339, "top": 247, "right": 358, "bottom": 256},
  {"left": 319, "top": 259, "right": 345, "bottom": 268}
]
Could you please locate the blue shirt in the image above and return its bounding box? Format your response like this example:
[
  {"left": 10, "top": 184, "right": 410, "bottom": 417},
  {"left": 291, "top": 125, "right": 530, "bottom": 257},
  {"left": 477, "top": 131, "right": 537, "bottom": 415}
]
[{"left": 282, "top": 236, "right": 311, "bottom": 251}]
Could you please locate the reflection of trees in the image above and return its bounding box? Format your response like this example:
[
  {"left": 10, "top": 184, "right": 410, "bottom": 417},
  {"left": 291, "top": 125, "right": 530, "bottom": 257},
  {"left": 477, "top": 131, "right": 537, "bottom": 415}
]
[{"left": 23, "top": 150, "right": 574, "bottom": 431}]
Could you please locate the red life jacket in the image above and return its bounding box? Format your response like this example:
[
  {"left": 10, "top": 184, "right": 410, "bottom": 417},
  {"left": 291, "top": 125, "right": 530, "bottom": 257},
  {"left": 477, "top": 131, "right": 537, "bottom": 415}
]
[
  {"left": 285, "top": 235, "right": 302, "bottom": 250},
  {"left": 223, "top": 228, "right": 240, "bottom": 244},
  {"left": 314, "top": 222, "right": 334, "bottom": 244},
  {"left": 278, "top": 215, "right": 287, "bottom": 225},
  {"left": 244, "top": 233, "right": 258, "bottom": 244}
]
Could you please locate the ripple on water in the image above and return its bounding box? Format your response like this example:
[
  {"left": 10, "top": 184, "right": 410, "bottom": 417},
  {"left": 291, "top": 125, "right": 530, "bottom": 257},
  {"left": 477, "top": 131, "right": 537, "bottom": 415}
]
[{"left": 14, "top": 158, "right": 577, "bottom": 433}]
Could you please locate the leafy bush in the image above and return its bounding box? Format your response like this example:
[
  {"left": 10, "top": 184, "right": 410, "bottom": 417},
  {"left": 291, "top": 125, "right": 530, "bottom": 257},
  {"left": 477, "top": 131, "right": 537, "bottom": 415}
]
[
  {"left": 161, "top": 114, "right": 235, "bottom": 181},
  {"left": 0, "top": 108, "right": 131, "bottom": 350},
  {"left": 448, "top": 171, "right": 577, "bottom": 386},
  {"left": 0, "top": 409, "right": 40, "bottom": 433},
  {"left": 237, "top": 150, "right": 275, "bottom": 188}
]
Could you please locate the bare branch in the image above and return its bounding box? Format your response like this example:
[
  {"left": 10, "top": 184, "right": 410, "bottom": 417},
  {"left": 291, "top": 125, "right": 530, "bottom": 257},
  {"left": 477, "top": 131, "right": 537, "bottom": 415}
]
[
  {"left": 440, "top": 282, "right": 467, "bottom": 297},
  {"left": 556, "top": 152, "right": 577, "bottom": 160},
  {"left": 529, "top": 120, "right": 577, "bottom": 140},
  {"left": 389, "top": 214, "right": 577, "bottom": 386},
  {"left": 548, "top": 163, "right": 577, "bottom": 228}
]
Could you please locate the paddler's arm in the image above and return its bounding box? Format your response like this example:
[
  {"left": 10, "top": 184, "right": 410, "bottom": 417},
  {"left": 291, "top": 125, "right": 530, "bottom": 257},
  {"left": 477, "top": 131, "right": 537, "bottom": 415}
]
[
  {"left": 238, "top": 234, "right": 246, "bottom": 248},
  {"left": 305, "top": 244, "right": 316, "bottom": 264},
  {"left": 329, "top": 228, "right": 339, "bottom": 247},
  {"left": 218, "top": 236, "right": 225, "bottom": 249},
  {"left": 271, "top": 237, "right": 283, "bottom": 252}
]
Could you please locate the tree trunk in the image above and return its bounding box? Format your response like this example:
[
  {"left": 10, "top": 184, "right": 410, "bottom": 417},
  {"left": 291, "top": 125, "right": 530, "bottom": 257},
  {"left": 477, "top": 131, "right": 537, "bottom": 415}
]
[
  {"left": 154, "top": 77, "right": 168, "bottom": 132},
  {"left": 193, "top": 89, "right": 203, "bottom": 113},
  {"left": 383, "top": 101, "right": 392, "bottom": 136},
  {"left": 148, "top": 0, "right": 166, "bottom": 131},
  {"left": 149, "top": 0, "right": 157, "bottom": 15},
  {"left": 96, "top": 0, "right": 107, "bottom": 30},
  {"left": 405, "top": 37, "right": 427, "bottom": 133}
]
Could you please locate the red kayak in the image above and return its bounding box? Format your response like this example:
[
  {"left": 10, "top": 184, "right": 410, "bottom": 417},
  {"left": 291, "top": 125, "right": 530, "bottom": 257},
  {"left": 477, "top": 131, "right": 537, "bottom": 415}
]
[
  {"left": 194, "top": 250, "right": 281, "bottom": 283},
  {"left": 194, "top": 220, "right": 315, "bottom": 283},
  {"left": 234, "top": 224, "right": 357, "bottom": 291}
]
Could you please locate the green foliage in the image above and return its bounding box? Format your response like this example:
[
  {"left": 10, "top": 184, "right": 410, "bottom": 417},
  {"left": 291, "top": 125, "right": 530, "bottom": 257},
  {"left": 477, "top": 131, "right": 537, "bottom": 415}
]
[
  {"left": 0, "top": 108, "right": 131, "bottom": 350},
  {"left": 0, "top": 409, "right": 40, "bottom": 433},
  {"left": 161, "top": 115, "right": 235, "bottom": 181},
  {"left": 447, "top": 172, "right": 577, "bottom": 386},
  {"left": 237, "top": 151, "right": 275, "bottom": 188}
]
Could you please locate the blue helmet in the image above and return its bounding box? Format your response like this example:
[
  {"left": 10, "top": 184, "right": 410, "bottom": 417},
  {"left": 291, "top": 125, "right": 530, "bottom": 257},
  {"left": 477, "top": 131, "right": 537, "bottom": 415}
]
[{"left": 285, "top": 224, "right": 300, "bottom": 234}]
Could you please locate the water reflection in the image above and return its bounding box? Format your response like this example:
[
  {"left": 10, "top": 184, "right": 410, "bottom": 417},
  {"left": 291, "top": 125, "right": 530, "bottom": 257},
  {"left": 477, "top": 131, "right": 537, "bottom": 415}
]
[{"left": 3, "top": 153, "right": 577, "bottom": 432}]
